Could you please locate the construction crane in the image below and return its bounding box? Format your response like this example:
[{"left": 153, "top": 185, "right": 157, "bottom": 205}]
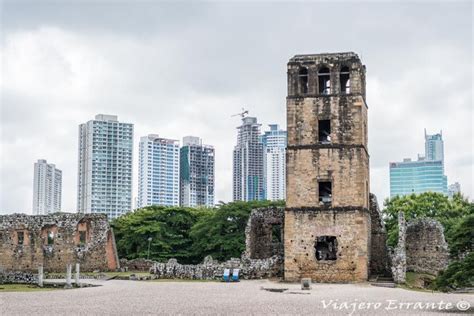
[{"left": 231, "top": 108, "right": 249, "bottom": 118}]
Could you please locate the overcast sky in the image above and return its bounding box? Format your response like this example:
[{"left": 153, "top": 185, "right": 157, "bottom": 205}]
[{"left": 1, "top": 1, "right": 472, "bottom": 214}]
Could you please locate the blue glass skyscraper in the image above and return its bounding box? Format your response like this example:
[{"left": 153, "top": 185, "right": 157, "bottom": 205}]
[{"left": 389, "top": 130, "right": 448, "bottom": 197}]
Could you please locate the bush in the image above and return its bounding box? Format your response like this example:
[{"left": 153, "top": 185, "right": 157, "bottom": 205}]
[{"left": 432, "top": 252, "right": 474, "bottom": 292}]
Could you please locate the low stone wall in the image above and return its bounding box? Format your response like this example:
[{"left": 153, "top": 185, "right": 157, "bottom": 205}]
[
  {"left": 0, "top": 271, "right": 38, "bottom": 284},
  {"left": 148, "top": 255, "right": 282, "bottom": 280},
  {"left": 120, "top": 258, "right": 154, "bottom": 272}
]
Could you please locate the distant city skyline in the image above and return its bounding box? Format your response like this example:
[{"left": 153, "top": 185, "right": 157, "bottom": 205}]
[{"left": 1, "top": 2, "right": 472, "bottom": 214}]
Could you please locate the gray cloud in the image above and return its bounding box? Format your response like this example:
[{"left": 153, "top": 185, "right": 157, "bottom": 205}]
[{"left": 1, "top": 1, "right": 472, "bottom": 214}]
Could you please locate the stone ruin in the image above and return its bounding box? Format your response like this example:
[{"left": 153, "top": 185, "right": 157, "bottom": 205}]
[
  {"left": 368, "top": 194, "right": 391, "bottom": 277},
  {"left": 390, "top": 211, "right": 450, "bottom": 283},
  {"left": 244, "top": 206, "right": 284, "bottom": 260},
  {"left": 406, "top": 218, "right": 449, "bottom": 275},
  {"left": 0, "top": 213, "right": 119, "bottom": 273},
  {"left": 121, "top": 206, "right": 285, "bottom": 280}
]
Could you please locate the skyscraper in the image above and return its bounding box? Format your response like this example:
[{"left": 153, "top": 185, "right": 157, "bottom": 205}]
[
  {"left": 390, "top": 158, "right": 448, "bottom": 196},
  {"left": 180, "top": 136, "right": 215, "bottom": 207},
  {"left": 425, "top": 129, "right": 444, "bottom": 162},
  {"left": 389, "top": 130, "right": 448, "bottom": 197},
  {"left": 261, "top": 124, "right": 287, "bottom": 201},
  {"left": 138, "top": 134, "right": 180, "bottom": 208},
  {"left": 33, "top": 159, "right": 62, "bottom": 215},
  {"left": 77, "top": 114, "right": 133, "bottom": 219},
  {"left": 232, "top": 116, "right": 265, "bottom": 201}
]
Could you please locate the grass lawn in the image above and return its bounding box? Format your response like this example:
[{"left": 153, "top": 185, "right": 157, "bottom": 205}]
[{"left": 0, "top": 284, "right": 60, "bottom": 292}]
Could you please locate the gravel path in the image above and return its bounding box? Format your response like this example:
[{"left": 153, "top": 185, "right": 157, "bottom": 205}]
[{"left": 1, "top": 279, "right": 472, "bottom": 315}]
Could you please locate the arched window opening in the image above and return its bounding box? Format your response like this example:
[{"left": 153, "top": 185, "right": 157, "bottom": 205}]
[
  {"left": 298, "top": 67, "right": 309, "bottom": 94},
  {"left": 340, "top": 66, "right": 350, "bottom": 94},
  {"left": 318, "top": 67, "right": 331, "bottom": 94}
]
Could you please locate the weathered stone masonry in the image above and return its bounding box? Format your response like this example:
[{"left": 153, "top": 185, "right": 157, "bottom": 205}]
[
  {"left": 0, "top": 213, "right": 119, "bottom": 272},
  {"left": 284, "top": 52, "right": 371, "bottom": 282},
  {"left": 390, "top": 212, "right": 449, "bottom": 283},
  {"left": 369, "top": 193, "right": 391, "bottom": 277},
  {"left": 406, "top": 218, "right": 449, "bottom": 275}
]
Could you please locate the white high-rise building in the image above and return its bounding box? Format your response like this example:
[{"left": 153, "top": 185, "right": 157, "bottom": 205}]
[
  {"left": 232, "top": 116, "right": 265, "bottom": 201},
  {"left": 33, "top": 159, "right": 62, "bottom": 215},
  {"left": 262, "top": 124, "right": 287, "bottom": 201},
  {"left": 138, "top": 134, "right": 180, "bottom": 208},
  {"left": 77, "top": 114, "right": 133, "bottom": 219},
  {"left": 180, "top": 136, "right": 215, "bottom": 207}
]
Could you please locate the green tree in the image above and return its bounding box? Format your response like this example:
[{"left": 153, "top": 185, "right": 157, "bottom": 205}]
[
  {"left": 445, "top": 212, "right": 474, "bottom": 259},
  {"left": 432, "top": 212, "right": 474, "bottom": 291},
  {"left": 189, "top": 200, "right": 284, "bottom": 262},
  {"left": 112, "top": 206, "right": 205, "bottom": 264},
  {"left": 382, "top": 192, "right": 471, "bottom": 247},
  {"left": 432, "top": 252, "right": 474, "bottom": 292}
]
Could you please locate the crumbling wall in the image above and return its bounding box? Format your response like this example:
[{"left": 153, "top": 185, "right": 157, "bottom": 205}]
[
  {"left": 0, "top": 213, "right": 119, "bottom": 272},
  {"left": 244, "top": 207, "right": 284, "bottom": 259},
  {"left": 389, "top": 212, "right": 449, "bottom": 283},
  {"left": 406, "top": 219, "right": 449, "bottom": 275},
  {"left": 148, "top": 255, "right": 282, "bottom": 280},
  {"left": 120, "top": 258, "right": 155, "bottom": 271},
  {"left": 368, "top": 193, "right": 391, "bottom": 277},
  {"left": 390, "top": 212, "right": 406, "bottom": 283}
]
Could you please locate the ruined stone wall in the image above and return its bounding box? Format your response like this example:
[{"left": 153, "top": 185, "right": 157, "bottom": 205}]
[
  {"left": 284, "top": 209, "right": 370, "bottom": 282},
  {"left": 0, "top": 213, "right": 119, "bottom": 272},
  {"left": 147, "top": 256, "right": 282, "bottom": 280},
  {"left": 286, "top": 147, "right": 369, "bottom": 208},
  {"left": 390, "top": 213, "right": 449, "bottom": 283},
  {"left": 390, "top": 212, "right": 406, "bottom": 283},
  {"left": 244, "top": 207, "right": 284, "bottom": 259},
  {"left": 406, "top": 219, "right": 449, "bottom": 275},
  {"left": 369, "top": 194, "right": 391, "bottom": 277}
]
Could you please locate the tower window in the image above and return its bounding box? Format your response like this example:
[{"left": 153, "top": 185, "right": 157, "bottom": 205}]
[
  {"left": 298, "top": 67, "right": 308, "bottom": 94},
  {"left": 340, "top": 66, "right": 350, "bottom": 94},
  {"left": 318, "top": 120, "right": 331, "bottom": 143},
  {"left": 318, "top": 181, "right": 332, "bottom": 206},
  {"left": 79, "top": 231, "right": 86, "bottom": 245},
  {"left": 47, "top": 231, "right": 54, "bottom": 245},
  {"left": 315, "top": 236, "right": 338, "bottom": 260},
  {"left": 318, "top": 67, "right": 331, "bottom": 94},
  {"left": 17, "top": 231, "right": 24, "bottom": 245}
]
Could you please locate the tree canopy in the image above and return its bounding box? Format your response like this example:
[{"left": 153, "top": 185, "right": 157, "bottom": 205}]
[
  {"left": 112, "top": 200, "right": 284, "bottom": 264},
  {"left": 382, "top": 192, "right": 472, "bottom": 248}
]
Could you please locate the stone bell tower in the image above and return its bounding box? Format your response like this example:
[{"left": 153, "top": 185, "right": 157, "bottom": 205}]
[{"left": 284, "top": 52, "right": 370, "bottom": 282}]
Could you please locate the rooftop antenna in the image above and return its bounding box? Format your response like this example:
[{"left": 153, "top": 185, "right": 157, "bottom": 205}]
[{"left": 231, "top": 108, "right": 249, "bottom": 118}]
